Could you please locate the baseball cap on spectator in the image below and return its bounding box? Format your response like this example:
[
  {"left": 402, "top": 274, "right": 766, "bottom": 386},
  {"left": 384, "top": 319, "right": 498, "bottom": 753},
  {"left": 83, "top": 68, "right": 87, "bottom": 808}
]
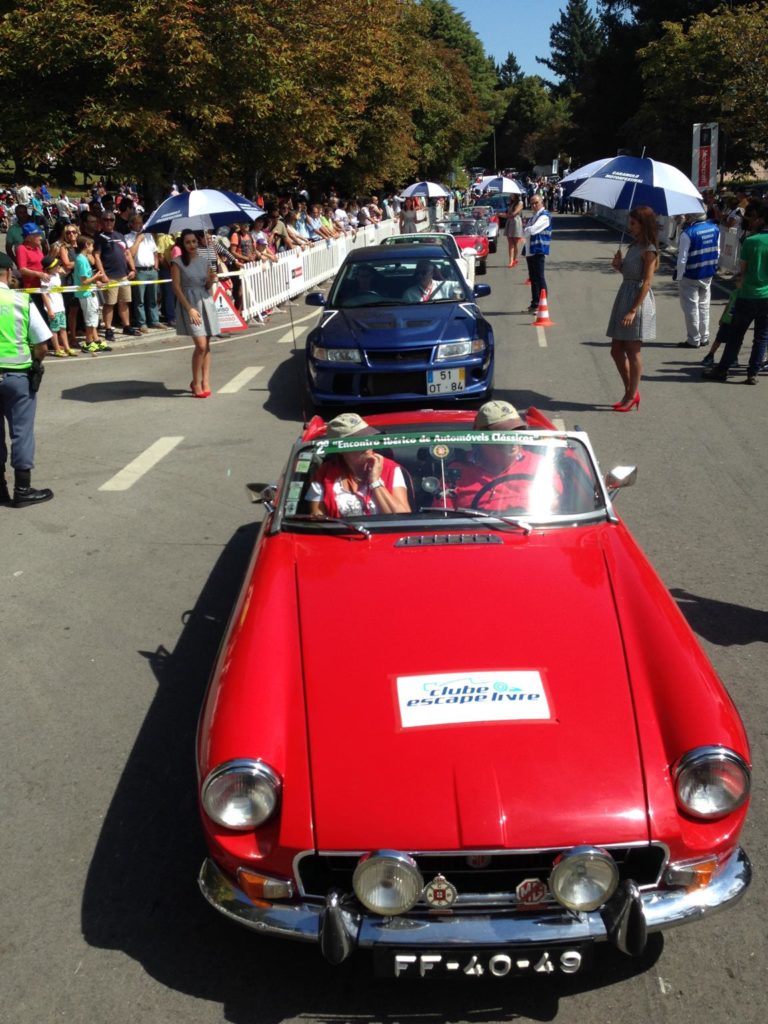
[
  {"left": 22, "top": 222, "right": 44, "bottom": 237},
  {"left": 0, "top": 253, "right": 15, "bottom": 270},
  {"left": 473, "top": 400, "right": 525, "bottom": 430},
  {"left": 325, "top": 413, "right": 378, "bottom": 438},
  {"left": 254, "top": 232, "right": 268, "bottom": 245}
]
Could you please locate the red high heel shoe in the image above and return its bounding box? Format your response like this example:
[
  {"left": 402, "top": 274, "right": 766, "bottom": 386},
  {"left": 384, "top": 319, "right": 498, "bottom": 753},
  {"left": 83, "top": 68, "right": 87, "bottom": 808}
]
[{"left": 614, "top": 391, "right": 640, "bottom": 412}]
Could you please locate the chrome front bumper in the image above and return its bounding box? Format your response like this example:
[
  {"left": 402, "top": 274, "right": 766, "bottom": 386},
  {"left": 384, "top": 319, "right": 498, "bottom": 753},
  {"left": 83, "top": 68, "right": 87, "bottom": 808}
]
[{"left": 198, "top": 847, "right": 751, "bottom": 962}]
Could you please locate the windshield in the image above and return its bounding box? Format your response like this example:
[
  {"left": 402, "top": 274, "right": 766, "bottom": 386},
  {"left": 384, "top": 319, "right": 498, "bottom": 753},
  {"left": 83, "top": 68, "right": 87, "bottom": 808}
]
[
  {"left": 327, "top": 256, "right": 469, "bottom": 308},
  {"left": 436, "top": 215, "right": 489, "bottom": 236},
  {"left": 278, "top": 430, "right": 606, "bottom": 529}
]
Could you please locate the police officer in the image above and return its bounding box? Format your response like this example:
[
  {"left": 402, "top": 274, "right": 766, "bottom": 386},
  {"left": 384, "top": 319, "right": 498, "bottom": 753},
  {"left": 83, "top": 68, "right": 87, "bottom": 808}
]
[{"left": 0, "top": 252, "right": 54, "bottom": 507}]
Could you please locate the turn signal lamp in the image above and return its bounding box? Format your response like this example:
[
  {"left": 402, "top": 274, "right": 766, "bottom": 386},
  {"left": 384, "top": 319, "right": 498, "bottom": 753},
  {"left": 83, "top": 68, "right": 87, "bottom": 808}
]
[
  {"left": 664, "top": 857, "right": 719, "bottom": 891},
  {"left": 236, "top": 868, "right": 295, "bottom": 902}
]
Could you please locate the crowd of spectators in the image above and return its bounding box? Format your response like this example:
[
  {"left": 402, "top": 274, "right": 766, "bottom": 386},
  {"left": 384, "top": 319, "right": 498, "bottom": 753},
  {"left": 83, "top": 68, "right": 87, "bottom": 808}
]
[{"left": 0, "top": 181, "right": 401, "bottom": 350}]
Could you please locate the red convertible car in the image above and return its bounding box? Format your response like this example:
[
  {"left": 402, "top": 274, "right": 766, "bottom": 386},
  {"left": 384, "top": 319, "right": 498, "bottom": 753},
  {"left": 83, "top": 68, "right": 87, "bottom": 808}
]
[{"left": 196, "top": 409, "right": 751, "bottom": 979}]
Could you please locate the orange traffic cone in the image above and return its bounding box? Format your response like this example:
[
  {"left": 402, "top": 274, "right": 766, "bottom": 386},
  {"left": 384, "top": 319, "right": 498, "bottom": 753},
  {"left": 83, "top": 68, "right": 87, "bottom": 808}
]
[{"left": 531, "top": 289, "right": 554, "bottom": 327}]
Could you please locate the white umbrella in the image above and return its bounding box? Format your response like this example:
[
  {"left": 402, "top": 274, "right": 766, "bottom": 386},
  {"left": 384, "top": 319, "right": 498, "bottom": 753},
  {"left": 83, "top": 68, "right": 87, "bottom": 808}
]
[
  {"left": 399, "top": 181, "right": 450, "bottom": 199},
  {"left": 569, "top": 156, "right": 704, "bottom": 216},
  {"left": 478, "top": 175, "right": 523, "bottom": 195}
]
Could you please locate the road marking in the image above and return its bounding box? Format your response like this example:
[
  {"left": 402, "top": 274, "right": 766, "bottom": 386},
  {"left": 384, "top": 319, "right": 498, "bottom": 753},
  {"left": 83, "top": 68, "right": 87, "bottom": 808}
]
[
  {"left": 99, "top": 436, "right": 184, "bottom": 492},
  {"left": 277, "top": 327, "right": 304, "bottom": 344},
  {"left": 218, "top": 367, "right": 264, "bottom": 393},
  {"left": 535, "top": 326, "right": 547, "bottom": 347},
  {"left": 552, "top": 418, "right": 566, "bottom": 431}
]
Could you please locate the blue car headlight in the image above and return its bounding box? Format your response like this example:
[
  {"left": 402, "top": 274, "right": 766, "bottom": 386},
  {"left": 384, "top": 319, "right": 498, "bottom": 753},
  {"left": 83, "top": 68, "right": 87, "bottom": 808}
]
[
  {"left": 312, "top": 344, "right": 362, "bottom": 363},
  {"left": 435, "top": 339, "right": 485, "bottom": 362}
]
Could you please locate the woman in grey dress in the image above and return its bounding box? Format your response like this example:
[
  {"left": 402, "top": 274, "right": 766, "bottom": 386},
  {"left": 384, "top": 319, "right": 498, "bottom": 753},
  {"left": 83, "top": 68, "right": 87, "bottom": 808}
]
[
  {"left": 505, "top": 196, "right": 524, "bottom": 267},
  {"left": 171, "top": 229, "right": 221, "bottom": 398},
  {"left": 606, "top": 206, "right": 659, "bottom": 411}
]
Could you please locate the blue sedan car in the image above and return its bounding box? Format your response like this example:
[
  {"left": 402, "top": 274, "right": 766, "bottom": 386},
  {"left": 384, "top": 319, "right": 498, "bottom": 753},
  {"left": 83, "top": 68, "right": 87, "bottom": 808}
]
[{"left": 305, "top": 244, "right": 494, "bottom": 407}]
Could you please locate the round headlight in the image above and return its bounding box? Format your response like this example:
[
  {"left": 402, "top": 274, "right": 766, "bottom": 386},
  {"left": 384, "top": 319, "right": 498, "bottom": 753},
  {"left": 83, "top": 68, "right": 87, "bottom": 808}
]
[
  {"left": 675, "top": 747, "right": 751, "bottom": 820},
  {"left": 549, "top": 846, "right": 619, "bottom": 912},
  {"left": 201, "top": 759, "right": 281, "bottom": 831},
  {"left": 352, "top": 851, "right": 423, "bottom": 916}
]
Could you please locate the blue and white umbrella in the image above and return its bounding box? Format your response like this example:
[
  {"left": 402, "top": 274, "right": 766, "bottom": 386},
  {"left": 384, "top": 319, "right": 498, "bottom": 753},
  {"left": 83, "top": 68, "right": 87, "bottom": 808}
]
[
  {"left": 569, "top": 156, "right": 704, "bottom": 216},
  {"left": 478, "top": 175, "right": 523, "bottom": 195},
  {"left": 399, "top": 180, "right": 450, "bottom": 199},
  {"left": 143, "top": 189, "right": 266, "bottom": 232}
]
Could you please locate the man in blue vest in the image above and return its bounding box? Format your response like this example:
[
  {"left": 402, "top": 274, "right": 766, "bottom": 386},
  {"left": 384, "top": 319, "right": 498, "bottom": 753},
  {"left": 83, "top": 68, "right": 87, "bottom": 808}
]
[
  {"left": 523, "top": 195, "right": 552, "bottom": 314},
  {"left": 0, "top": 252, "right": 54, "bottom": 507},
  {"left": 675, "top": 211, "right": 721, "bottom": 349}
]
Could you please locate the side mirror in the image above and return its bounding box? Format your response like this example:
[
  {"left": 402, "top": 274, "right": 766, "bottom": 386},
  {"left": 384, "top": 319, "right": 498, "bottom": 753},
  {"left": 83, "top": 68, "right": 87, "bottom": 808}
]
[
  {"left": 605, "top": 466, "right": 637, "bottom": 494},
  {"left": 473, "top": 283, "right": 491, "bottom": 298},
  {"left": 246, "top": 482, "right": 278, "bottom": 509},
  {"left": 305, "top": 292, "right": 326, "bottom": 307}
]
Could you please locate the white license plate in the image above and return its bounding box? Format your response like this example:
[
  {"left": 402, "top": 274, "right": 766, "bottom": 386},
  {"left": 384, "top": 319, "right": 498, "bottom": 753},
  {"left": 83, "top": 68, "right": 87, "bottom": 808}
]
[
  {"left": 375, "top": 945, "right": 591, "bottom": 978},
  {"left": 427, "top": 368, "right": 466, "bottom": 394}
]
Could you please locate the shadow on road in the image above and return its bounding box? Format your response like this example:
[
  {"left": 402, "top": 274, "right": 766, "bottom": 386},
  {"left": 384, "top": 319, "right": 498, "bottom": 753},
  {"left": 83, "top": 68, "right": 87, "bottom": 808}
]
[
  {"left": 263, "top": 348, "right": 308, "bottom": 423},
  {"left": 81, "top": 520, "right": 665, "bottom": 1022},
  {"left": 671, "top": 587, "right": 768, "bottom": 647},
  {"left": 61, "top": 380, "right": 189, "bottom": 402}
]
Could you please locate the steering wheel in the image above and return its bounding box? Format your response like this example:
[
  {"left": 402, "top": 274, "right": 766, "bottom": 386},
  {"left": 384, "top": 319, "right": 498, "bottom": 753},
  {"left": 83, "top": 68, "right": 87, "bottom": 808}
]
[{"left": 471, "top": 473, "right": 535, "bottom": 511}]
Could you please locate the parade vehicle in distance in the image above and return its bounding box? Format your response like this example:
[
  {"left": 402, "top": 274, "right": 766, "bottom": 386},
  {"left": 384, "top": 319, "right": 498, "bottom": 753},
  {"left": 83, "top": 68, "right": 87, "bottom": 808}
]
[
  {"left": 381, "top": 232, "right": 477, "bottom": 284},
  {"left": 303, "top": 245, "right": 494, "bottom": 407},
  {"left": 196, "top": 408, "right": 752, "bottom": 979},
  {"left": 474, "top": 194, "right": 510, "bottom": 231},
  {"left": 434, "top": 213, "right": 494, "bottom": 266}
]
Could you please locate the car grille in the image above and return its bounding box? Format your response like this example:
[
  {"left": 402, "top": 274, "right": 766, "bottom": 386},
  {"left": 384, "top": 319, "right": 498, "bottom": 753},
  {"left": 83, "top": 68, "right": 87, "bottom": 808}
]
[
  {"left": 366, "top": 348, "right": 434, "bottom": 366},
  {"left": 295, "top": 846, "right": 667, "bottom": 909}
]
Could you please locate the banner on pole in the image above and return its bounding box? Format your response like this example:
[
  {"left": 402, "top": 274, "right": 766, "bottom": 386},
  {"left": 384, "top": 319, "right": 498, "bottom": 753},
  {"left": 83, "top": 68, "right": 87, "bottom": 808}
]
[
  {"left": 692, "top": 123, "right": 718, "bottom": 192},
  {"left": 212, "top": 283, "right": 248, "bottom": 332}
]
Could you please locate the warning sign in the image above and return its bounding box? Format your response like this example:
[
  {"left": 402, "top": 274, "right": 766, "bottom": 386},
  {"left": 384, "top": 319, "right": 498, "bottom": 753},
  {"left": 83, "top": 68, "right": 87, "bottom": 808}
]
[{"left": 212, "top": 283, "right": 248, "bottom": 332}]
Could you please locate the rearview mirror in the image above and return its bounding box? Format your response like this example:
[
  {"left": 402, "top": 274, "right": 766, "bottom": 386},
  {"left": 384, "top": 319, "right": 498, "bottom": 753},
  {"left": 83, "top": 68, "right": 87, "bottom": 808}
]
[
  {"left": 473, "top": 283, "right": 491, "bottom": 298},
  {"left": 605, "top": 466, "right": 637, "bottom": 494},
  {"left": 246, "top": 482, "right": 277, "bottom": 508},
  {"left": 305, "top": 292, "right": 326, "bottom": 307}
]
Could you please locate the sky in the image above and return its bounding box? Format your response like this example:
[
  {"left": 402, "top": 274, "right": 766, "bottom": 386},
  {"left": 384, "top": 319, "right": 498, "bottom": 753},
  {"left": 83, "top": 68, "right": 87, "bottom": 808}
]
[{"left": 451, "top": 0, "right": 591, "bottom": 79}]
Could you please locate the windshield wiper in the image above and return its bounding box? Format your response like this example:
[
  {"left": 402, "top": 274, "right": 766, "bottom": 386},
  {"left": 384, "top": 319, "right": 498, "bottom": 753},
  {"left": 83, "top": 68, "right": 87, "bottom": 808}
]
[
  {"left": 286, "top": 513, "right": 371, "bottom": 537},
  {"left": 418, "top": 506, "right": 532, "bottom": 535}
]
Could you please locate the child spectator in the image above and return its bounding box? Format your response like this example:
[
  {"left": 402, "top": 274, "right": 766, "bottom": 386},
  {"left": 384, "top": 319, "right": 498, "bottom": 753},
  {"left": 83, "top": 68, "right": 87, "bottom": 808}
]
[
  {"left": 73, "top": 235, "right": 109, "bottom": 353},
  {"left": 40, "top": 254, "right": 76, "bottom": 356}
]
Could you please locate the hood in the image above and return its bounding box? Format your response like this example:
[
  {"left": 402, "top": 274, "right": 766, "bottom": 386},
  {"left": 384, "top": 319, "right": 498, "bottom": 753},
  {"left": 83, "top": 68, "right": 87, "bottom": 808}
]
[
  {"left": 296, "top": 529, "right": 649, "bottom": 853},
  {"left": 317, "top": 304, "right": 480, "bottom": 350}
]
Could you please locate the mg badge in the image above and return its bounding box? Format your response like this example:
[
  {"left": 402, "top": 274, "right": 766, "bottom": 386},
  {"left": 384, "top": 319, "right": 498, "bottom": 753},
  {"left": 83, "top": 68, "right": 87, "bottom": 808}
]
[
  {"left": 516, "top": 878, "right": 549, "bottom": 905},
  {"left": 424, "top": 873, "right": 458, "bottom": 908},
  {"left": 466, "top": 854, "right": 492, "bottom": 869}
]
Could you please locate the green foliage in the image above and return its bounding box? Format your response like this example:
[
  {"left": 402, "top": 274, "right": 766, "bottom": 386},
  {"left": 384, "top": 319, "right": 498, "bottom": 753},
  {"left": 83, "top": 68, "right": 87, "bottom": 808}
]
[
  {"left": 0, "top": 0, "right": 499, "bottom": 193},
  {"left": 537, "top": 0, "right": 604, "bottom": 94}
]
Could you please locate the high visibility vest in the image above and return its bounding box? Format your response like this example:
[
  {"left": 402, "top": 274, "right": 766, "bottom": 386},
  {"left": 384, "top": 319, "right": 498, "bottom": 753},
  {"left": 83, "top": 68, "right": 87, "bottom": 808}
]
[
  {"left": 528, "top": 211, "right": 552, "bottom": 255},
  {"left": 683, "top": 221, "right": 720, "bottom": 279},
  {"left": 0, "top": 288, "right": 33, "bottom": 370}
]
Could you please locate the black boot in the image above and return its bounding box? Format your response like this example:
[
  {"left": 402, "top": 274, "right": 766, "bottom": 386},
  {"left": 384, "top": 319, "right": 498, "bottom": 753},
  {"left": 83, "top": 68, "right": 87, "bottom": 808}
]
[{"left": 12, "top": 469, "right": 53, "bottom": 508}]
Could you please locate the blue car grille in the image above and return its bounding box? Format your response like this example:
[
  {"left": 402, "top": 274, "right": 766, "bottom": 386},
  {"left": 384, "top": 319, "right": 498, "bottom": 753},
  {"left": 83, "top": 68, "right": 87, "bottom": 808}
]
[{"left": 365, "top": 347, "right": 434, "bottom": 366}]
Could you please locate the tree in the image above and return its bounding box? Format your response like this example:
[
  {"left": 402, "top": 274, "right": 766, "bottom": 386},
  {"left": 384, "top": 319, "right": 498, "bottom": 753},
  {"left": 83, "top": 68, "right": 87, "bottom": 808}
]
[
  {"left": 537, "top": 0, "right": 604, "bottom": 94},
  {"left": 631, "top": 3, "right": 768, "bottom": 171},
  {"left": 497, "top": 52, "right": 523, "bottom": 88}
]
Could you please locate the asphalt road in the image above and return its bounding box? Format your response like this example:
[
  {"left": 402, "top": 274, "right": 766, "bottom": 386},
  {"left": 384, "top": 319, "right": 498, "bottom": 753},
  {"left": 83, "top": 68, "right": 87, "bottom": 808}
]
[{"left": 2, "top": 218, "right": 766, "bottom": 1024}]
